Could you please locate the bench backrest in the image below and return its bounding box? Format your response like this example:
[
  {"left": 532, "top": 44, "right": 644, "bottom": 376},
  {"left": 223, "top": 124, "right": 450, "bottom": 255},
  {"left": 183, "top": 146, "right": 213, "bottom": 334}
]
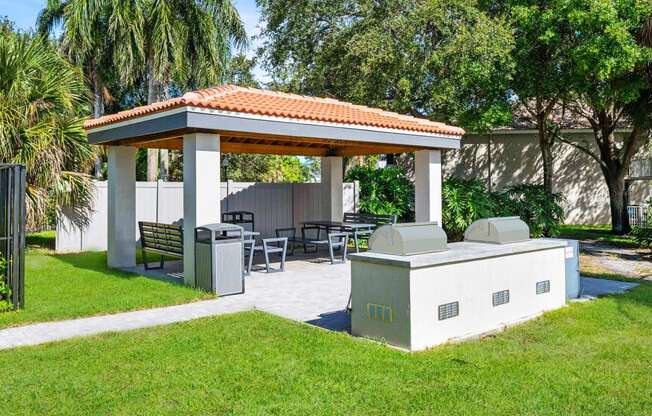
[
  {"left": 138, "top": 222, "right": 184, "bottom": 255},
  {"left": 343, "top": 212, "right": 398, "bottom": 225}
]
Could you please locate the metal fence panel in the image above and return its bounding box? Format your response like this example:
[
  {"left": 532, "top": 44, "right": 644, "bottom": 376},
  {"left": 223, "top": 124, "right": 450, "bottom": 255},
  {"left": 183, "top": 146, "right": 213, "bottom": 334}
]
[
  {"left": 0, "top": 164, "right": 26, "bottom": 310},
  {"left": 628, "top": 205, "right": 649, "bottom": 228}
]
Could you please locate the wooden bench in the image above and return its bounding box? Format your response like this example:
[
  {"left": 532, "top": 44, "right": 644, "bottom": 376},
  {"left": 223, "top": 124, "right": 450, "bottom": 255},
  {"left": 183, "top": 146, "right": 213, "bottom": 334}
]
[
  {"left": 138, "top": 222, "right": 184, "bottom": 270},
  {"left": 342, "top": 212, "right": 398, "bottom": 252}
]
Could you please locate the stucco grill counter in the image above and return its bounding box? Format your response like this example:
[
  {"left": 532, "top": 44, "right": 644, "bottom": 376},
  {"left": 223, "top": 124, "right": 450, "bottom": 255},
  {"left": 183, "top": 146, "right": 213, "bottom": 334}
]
[{"left": 349, "top": 219, "right": 567, "bottom": 351}]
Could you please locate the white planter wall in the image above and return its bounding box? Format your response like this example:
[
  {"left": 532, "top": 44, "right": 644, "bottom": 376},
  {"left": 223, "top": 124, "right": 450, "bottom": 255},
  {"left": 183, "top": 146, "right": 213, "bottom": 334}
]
[{"left": 56, "top": 181, "right": 358, "bottom": 253}]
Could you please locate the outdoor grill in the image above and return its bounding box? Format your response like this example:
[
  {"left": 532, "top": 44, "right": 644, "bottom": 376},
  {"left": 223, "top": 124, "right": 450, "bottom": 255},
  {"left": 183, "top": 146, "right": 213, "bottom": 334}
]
[
  {"left": 350, "top": 218, "right": 567, "bottom": 351},
  {"left": 368, "top": 222, "right": 447, "bottom": 256},
  {"left": 464, "top": 217, "right": 530, "bottom": 244}
]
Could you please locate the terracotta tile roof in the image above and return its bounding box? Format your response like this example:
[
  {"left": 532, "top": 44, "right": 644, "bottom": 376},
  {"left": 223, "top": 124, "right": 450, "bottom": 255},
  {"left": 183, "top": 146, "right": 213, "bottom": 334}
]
[{"left": 83, "top": 85, "right": 465, "bottom": 136}]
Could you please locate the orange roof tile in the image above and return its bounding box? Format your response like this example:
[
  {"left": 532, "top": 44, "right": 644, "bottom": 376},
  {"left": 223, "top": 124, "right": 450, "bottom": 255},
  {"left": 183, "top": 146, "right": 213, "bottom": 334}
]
[{"left": 83, "top": 85, "right": 465, "bottom": 136}]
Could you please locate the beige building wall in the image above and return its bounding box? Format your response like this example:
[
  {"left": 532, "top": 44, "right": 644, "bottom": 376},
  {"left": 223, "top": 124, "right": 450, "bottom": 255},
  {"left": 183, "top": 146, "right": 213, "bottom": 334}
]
[{"left": 442, "top": 130, "right": 650, "bottom": 225}]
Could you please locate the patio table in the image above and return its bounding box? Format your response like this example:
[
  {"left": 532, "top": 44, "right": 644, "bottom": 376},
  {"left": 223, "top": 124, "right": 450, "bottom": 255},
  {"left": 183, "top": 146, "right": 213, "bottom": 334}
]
[
  {"left": 301, "top": 220, "right": 376, "bottom": 233},
  {"left": 301, "top": 220, "right": 376, "bottom": 255}
]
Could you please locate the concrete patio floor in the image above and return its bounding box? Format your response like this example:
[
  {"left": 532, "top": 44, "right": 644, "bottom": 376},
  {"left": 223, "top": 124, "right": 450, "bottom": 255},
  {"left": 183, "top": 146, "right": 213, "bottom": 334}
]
[
  {"left": 0, "top": 252, "right": 641, "bottom": 350},
  {"left": 125, "top": 253, "right": 353, "bottom": 332}
]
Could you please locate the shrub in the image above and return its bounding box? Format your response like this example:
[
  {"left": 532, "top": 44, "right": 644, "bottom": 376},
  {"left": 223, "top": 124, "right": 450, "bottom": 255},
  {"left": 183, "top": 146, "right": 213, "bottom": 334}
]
[
  {"left": 0, "top": 257, "right": 11, "bottom": 312},
  {"left": 346, "top": 166, "right": 414, "bottom": 221},
  {"left": 442, "top": 179, "right": 565, "bottom": 241},
  {"left": 442, "top": 178, "right": 497, "bottom": 241},
  {"left": 632, "top": 198, "right": 652, "bottom": 248},
  {"left": 502, "top": 184, "right": 565, "bottom": 238},
  {"left": 347, "top": 164, "right": 565, "bottom": 240},
  {"left": 632, "top": 227, "right": 652, "bottom": 247}
]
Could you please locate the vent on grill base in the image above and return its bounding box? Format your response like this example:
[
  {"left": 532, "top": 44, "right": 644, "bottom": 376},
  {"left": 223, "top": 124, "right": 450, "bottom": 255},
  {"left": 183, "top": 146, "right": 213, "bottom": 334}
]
[
  {"left": 438, "top": 301, "right": 459, "bottom": 320},
  {"left": 536, "top": 280, "right": 551, "bottom": 294},
  {"left": 492, "top": 290, "right": 510, "bottom": 306}
]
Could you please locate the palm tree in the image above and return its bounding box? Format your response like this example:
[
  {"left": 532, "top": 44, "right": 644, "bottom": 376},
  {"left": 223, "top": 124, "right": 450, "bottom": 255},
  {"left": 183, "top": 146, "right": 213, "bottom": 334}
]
[
  {"left": 134, "top": 0, "right": 248, "bottom": 180},
  {"left": 0, "top": 30, "right": 96, "bottom": 229},
  {"left": 39, "top": 0, "right": 248, "bottom": 181}
]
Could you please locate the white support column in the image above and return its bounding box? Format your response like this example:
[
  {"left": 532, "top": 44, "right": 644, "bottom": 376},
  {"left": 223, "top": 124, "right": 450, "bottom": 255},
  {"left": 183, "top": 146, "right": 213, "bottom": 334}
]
[
  {"left": 183, "top": 132, "right": 221, "bottom": 287},
  {"left": 321, "top": 156, "right": 344, "bottom": 221},
  {"left": 415, "top": 149, "right": 442, "bottom": 224},
  {"left": 107, "top": 146, "right": 136, "bottom": 268}
]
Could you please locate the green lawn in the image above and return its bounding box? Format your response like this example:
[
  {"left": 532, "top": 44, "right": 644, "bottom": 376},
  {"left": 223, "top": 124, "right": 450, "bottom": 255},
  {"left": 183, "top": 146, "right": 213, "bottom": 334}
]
[
  {"left": 558, "top": 224, "right": 640, "bottom": 248},
  {"left": 2, "top": 283, "right": 652, "bottom": 415},
  {"left": 0, "top": 232, "right": 210, "bottom": 329}
]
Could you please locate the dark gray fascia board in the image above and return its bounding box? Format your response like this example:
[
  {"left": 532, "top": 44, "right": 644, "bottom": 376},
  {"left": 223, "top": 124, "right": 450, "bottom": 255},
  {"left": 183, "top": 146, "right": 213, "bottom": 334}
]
[{"left": 87, "top": 107, "right": 462, "bottom": 150}]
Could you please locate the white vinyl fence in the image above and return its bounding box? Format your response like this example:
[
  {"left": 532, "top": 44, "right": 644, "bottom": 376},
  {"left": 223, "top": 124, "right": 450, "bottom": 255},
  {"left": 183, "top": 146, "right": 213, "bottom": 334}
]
[{"left": 56, "top": 181, "right": 359, "bottom": 253}]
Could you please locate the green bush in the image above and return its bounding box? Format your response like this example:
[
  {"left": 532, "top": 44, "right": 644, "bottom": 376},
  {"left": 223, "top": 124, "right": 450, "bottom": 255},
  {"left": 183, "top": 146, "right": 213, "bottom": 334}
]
[
  {"left": 442, "top": 179, "right": 565, "bottom": 241},
  {"left": 502, "top": 184, "right": 565, "bottom": 238},
  {"left": 632, "top": 227, "right": 652, "bottom": 247},
  {"left": 0, "top": 257, "right": 11, "bottom": 312},
  {"left": 632, "top": 198, "right": 652, "bottom": 248},
  {"left": 442, "top": 178, "right": 497, "bottom": 241},
  {"left": 347, "top": 165, "right": 565, "bottom": 240},
  {"left": 346, "top": 166, "right": 414, "bottom": 221}
]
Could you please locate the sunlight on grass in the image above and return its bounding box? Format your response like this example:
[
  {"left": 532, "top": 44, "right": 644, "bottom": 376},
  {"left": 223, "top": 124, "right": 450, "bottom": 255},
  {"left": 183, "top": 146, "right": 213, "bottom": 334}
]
[
  {"left": 559, "top": 224, "right": 639, "bottom": 248},
  {"left": 0, "top": 234, "right": 210, "bottom": 329},
  {"left": 1, "top": 283, "right": 652, "bottom": 414}
]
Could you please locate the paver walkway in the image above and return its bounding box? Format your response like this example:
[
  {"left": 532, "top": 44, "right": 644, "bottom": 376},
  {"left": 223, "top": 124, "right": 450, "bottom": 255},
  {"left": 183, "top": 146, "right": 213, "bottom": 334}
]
[{"left": 0, "top": 259, "right": 639, "bottom": 351}]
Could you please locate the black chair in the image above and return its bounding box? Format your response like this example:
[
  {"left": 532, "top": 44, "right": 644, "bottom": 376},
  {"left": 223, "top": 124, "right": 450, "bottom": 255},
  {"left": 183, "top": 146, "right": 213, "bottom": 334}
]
[{"left": 221, "top": 211, "right": 255, "bottom": 232}]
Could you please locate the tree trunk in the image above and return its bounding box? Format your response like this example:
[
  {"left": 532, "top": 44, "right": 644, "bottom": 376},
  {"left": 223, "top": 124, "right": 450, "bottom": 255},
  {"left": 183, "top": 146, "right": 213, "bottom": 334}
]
[
  {"left": 605, "top": 172, "right": 631, "bottom": 234},
  {"left": 537, "top": 115, "right": 554, "bottom": 194},
  {"left": 159, "top": 149, "right": 169, "bottom": 181},
  {"left": 92, "top": 66, "right": 104, "bottom": 179},
  {"left": 146, "top": 63, "right": 159, "bottom": 182}
]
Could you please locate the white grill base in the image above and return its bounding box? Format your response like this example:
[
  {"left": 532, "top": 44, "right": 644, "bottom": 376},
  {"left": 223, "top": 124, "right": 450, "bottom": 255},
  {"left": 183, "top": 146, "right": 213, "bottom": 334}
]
[{"left": 350, "top": 240, "right": 566, "bottom": 351}]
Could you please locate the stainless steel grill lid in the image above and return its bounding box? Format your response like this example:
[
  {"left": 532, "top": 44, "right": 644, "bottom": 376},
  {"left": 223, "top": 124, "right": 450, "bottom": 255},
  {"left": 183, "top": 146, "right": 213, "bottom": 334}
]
[
  {"left": 463, "top": 217, "right": 529, "bottom": 244},
  {"left": 369, "top": 222, "right": 448, "bottom": 256}
]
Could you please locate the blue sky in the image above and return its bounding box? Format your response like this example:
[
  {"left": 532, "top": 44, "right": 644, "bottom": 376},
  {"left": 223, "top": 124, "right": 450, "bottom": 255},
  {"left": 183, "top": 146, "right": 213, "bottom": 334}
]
[{"left": 0, "top": 0, "right": 267, "bottom": 80}]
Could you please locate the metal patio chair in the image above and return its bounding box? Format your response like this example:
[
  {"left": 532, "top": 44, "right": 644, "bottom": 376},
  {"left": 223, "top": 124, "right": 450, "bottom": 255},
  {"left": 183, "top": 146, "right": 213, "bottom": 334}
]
[{"left": 246, "top": 237, "right": 288, "bottom": 273}]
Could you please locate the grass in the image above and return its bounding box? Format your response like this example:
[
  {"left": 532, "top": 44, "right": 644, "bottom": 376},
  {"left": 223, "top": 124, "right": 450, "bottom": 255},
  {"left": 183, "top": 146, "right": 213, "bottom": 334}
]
[
  {"left": 2, "top": 282, "right": 652, "bottom": 415},
  {"left": 0, "top": 232, "right": 210, "bottom": 329},
  {"left": 558, "top": 224, "right": 640, "bottom": 248}
]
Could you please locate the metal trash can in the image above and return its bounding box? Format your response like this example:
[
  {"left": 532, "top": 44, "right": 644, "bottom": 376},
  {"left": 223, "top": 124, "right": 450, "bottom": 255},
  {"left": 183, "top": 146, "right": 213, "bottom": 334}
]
[{"left": 194, "top": 223, "right": 245, "bottom": 296}]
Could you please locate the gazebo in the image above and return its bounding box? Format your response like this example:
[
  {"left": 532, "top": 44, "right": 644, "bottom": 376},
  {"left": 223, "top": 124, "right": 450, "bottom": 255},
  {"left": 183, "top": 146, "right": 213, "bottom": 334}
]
[{"left": 84, "top": 86, "right": 464, "bottom": 286}]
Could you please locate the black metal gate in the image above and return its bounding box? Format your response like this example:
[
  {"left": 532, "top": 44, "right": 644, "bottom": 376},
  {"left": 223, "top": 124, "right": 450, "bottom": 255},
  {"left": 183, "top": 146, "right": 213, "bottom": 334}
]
[{"left": 0, "top": 164, "right": 26, "bottom": 310}]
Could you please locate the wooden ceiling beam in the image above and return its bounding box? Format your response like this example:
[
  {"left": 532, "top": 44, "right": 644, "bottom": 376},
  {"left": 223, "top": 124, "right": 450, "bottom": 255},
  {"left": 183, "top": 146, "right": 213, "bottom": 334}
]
[
  {"left": 221, "top": 142, "right": 330, "bottom": 156},
  {"left": 114, "top": 130, "right": 425, "bottom": 156}
]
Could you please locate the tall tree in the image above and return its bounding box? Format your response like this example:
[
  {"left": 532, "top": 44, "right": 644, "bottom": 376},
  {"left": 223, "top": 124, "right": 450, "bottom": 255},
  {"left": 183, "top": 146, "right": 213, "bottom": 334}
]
[
  {"left": 38, "top": 0, "right": 144, "bottom": 178},
  {"left": 257, "top": 0, "right": 515, "bottom": 132},
  {"left": 557, "top": 0, "right": 652, "bottom": 234},
  {"left": 0, "top": 29, "right": 95, "bottom": 229},
  {"left": 494, "top": 0, "right": 574, "bottom": 193},
  {"left": 133, "top": 0, "right": 247, "bottom": 181},
  {"left": 39, "top": 0, "right": 248, "bottom": 181}
]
